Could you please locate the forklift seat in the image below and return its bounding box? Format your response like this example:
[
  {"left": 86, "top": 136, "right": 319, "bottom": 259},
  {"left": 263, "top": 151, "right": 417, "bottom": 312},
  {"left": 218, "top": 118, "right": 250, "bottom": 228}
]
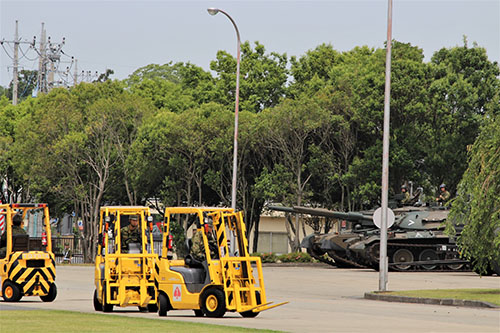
[
  {"left": 184, "top": 238, "right": 204, "bottom": 268},
  {"left": 128, "top": 242, "right": 141, "bottom": 254},
  {"left": 12, "top": 234, "right": 30, "bottom": 251}
]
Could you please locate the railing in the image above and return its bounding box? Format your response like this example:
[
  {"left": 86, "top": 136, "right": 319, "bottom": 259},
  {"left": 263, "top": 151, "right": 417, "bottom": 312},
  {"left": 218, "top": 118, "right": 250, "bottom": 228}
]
[{"left": 48, "top": 236, "right": 164, "bottom": 264}]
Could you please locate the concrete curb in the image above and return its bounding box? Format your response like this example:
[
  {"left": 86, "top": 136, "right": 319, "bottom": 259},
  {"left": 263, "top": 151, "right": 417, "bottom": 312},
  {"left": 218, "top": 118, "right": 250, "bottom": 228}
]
[{"left": 364, "top": 292, "right": 499, "bottom": 309}]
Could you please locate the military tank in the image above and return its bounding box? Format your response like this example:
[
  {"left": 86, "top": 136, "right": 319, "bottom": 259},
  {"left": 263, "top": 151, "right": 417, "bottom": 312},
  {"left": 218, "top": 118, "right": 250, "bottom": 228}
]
[
  {"left": 269, "top": 205, "right": 377, "bottom": 268},
  {"left": 347, "top": 206, "right": 470, "bottom": 272},
  {"left": 269, "top": 204, "right": 470, "bottom": 272}
]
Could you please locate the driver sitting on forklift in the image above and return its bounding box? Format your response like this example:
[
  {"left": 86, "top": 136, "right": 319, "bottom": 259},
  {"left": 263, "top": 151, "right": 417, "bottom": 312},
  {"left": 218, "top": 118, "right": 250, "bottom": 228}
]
[
  {"left": 120, "top": 215, "right": 141, "bottom": 253},
  {"left": 190, "top": 220, "right": 217, "bottom": 262},
  {"left": 0, "top": 213, "right": 26, "bottom": 258}
]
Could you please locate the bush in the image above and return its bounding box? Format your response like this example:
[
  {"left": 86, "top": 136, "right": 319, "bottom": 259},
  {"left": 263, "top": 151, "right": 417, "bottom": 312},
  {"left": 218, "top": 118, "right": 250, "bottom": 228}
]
[
  {"left": 277, "top": 252, "right": 313, "bottom": 263},
  {"left": 251, "top": 251, "right": 314, "bottom": 263},
  {"left": 251, "top": 252, "right": 278, "bottom": 263}
]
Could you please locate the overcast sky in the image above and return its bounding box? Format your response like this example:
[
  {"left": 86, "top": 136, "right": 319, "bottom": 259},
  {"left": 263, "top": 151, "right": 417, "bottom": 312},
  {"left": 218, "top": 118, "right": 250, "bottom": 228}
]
[{"left": 1, "top": 0, "right": 499, "bottom": 88}]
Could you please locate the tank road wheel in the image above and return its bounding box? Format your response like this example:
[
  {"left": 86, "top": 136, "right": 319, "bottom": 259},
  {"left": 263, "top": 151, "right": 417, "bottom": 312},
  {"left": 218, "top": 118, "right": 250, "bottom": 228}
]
[
  {"left": 418, "top": 249, "right": 438, "bottom": 270},
  {"left": 93, "top": 289, "right": 103, "bottom": 311},
  {"left": 239, "top": 291, "right": 261, "bottom": 318},
  {"left": 2, "top": 281, "right": 21, "bottom": 302},
  {"left": 201, "top": 288, "right": 226, "bottom": 318},
  {"left": 158, "top": 293, "right": 170, "bottom": 317},
  {"left": 40, "top": 283, "right": 57, "bottom": 302},
  {"left": 392, "top": 249, "right": 414, "bottom": 271},
  {"left": 446, "top": 253, "right": 464, "bottom": 271}
]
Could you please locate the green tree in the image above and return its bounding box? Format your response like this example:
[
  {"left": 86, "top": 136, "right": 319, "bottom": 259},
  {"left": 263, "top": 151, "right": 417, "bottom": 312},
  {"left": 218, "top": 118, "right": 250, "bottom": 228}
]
[
  {"left": 425, "top": 41, "right": 500, "bottom": 194},
  {"left": 289, "top": 43, "right": 342, "bottom": 98},
  {"left": 258, "top": 97, "right": 334, "bottom": 251},
  {"left": 130, "top": 103, "right": 228, "bottom": 209},
  {"left": 448, "top": 111, "right": 500, "bottom": 274},
  {"left": 0, "top": 102, "right": 23, "bottom": 203},
  {"left": 13, "top": 81, "right": 152, "bottom": 261},
  {"left": 127, "top": 62, "right": 216, "bottom": 107},
  {"left": 210, "top": 41, "right": 288, "bottom": 113},
  {"left": 290, "top": 42, "right": 432, "bottom": 210}
]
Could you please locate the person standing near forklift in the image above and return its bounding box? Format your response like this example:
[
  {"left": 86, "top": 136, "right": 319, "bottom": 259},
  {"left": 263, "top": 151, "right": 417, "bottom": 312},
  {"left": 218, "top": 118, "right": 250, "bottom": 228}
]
[
  {"left": 121, "top": 215, "right": 141, "bottom": 253},
  {"left": 0, "top": 213, "right": 26, "bottom": 258}
]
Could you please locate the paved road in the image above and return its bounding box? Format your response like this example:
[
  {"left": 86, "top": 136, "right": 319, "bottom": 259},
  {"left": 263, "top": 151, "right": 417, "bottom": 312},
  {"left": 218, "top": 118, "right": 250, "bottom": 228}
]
[{"left": 1, "top": 264, "right": 499, "bottom": 332}]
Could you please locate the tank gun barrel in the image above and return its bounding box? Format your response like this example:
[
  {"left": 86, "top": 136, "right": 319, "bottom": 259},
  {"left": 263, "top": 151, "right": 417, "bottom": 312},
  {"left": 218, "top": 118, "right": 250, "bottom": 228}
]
[
  {"left": 267, "top": 205, "right": 373, "bottom": 222},
  {"left": 267, "top": 205, "right": 297, "bottom": 214},
  {"left": 291, "top": 206, "right": 373, "bottom": 222}
]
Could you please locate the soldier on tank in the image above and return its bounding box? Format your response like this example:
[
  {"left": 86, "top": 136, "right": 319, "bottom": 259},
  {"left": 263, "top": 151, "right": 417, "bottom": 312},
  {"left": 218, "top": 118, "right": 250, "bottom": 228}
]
[
  {"left": 401, "top": 185, "right": 411, "bottom": 204},
  {"left": 0, "top": 213, "right": 27, "bottom": 258},
  {"left": 120, "top": 215, "right": 141, "bottom": 253},
  {"left": 436, "top": 184, "right": 451, "bottom": 205}
]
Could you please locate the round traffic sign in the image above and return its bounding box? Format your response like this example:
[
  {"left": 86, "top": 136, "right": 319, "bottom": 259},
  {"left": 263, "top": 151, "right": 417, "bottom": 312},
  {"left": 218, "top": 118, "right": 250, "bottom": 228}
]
[{"left": 372, "top": 207, "right": 395, "bottom": 229}]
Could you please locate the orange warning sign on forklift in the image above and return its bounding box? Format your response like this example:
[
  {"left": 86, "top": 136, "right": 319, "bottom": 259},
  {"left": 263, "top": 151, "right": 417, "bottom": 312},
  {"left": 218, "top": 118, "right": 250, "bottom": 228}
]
[{"left": 173, "top": 284, "right": 181, "bottom": 301}]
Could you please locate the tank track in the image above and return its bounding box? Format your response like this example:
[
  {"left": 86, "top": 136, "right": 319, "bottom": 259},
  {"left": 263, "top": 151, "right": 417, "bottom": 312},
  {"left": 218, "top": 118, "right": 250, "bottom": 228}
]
[
  {"left": 326, "top": 250, "right": 368, "bottom": 269},
  {"left": 306, "top": 248, "right": 337, "bottom": 266},
  {"left": 307, "top": 248, "right": 367, "bottom": 268},
  {"left": 307, "top": 241, "right": 470, "bottom": 272}
]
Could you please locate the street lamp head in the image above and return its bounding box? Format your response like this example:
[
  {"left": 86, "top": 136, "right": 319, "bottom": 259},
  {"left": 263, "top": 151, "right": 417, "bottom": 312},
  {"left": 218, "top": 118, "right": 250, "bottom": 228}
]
[{"left": 207, "top": 8, "right": 219, "bottom": 16}]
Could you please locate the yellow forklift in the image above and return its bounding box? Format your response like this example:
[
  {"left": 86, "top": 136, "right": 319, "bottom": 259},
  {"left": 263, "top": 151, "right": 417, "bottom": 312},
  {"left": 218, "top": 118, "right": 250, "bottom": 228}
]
[
  {"left": 155, "top": 207, "right": 287, "bottom": 318},
  {"left": 93, "top": 206, "right": 158, "bottom": 312},
  {"left": 0, "top": 203, "right": 57, "bottom": 302}
]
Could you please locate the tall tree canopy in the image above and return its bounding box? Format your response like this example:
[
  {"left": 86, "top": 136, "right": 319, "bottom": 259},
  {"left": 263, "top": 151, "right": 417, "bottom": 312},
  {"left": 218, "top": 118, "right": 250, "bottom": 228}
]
[{"left": 448, "top": 111, "right": 500, "bottom": 274}]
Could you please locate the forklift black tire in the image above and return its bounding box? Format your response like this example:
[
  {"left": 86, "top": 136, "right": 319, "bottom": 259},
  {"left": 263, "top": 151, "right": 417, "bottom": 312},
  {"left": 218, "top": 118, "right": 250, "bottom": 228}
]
[
  {"left": 2, "top": 281, "right": 21, "bottom": 302},
  {"left": 40, "top": 283, "right": 57, "bottom": 302},
  {"left": 158, "top": 293, "right": 169, "bottom": 317},
  {"left": 102, "top": 287, "right": 113, "bottom": 312},
  {"left": 138, "top": 306, "right": 148, "bottom": 312},
  {"left": 148, "top": 304, "right": 159, "bottom": 312},
  {"left": 93, "top": 289, "right": 103, "bottom": 311},
  {"left": 201, "top": 288, "right": 226, "bottom": 318},
  {"left": 194, "top": 309, "right": 204, "bottom": 317},
  {"left": 239, "top": 291, "right": 261, "bottom": 318}
]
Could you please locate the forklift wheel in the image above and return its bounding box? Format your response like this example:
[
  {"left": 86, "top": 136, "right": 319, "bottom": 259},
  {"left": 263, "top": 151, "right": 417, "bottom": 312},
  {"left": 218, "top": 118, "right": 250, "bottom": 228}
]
[
  {"left": 2, "top": 281, "right": 21, "bottom": 302},
  {"left": 201, "top": 288, "right": 226, "bottom": 318},
  {"left": 158, "top": 293, "right": 169, "bottom": 317},
  {"left": 93, "top": 290, "right": 103, "bottom": 311},
  {"left": 240, "top": 310, "right": 260, "bottom": 318},
  {"left": 239, "top": 291, "right": 261, "bottom": 318},
  {"left": 102, "top": 287, "right": 113, "bottom": 312},
  {"left": 194, "top": 309, "right": 204, "bottom": 317},
  {"left": 40, "top": 283, "right": 57, "bottom": 302}
]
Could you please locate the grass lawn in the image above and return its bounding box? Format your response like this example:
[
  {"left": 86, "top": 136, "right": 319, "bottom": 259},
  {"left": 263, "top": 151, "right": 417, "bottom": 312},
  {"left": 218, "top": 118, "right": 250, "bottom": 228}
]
[
  {"left": 0, "top": 310, "right": 277, "bottom": 333},
  {"left": 385, "top": 289, "right": 500, "bottom": 306}
]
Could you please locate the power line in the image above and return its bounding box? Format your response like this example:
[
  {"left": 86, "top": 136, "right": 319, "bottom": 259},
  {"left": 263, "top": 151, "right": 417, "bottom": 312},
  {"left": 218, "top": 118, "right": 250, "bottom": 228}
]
[{"left": 1, "top": 21, "right": 107, "bottom": 102}]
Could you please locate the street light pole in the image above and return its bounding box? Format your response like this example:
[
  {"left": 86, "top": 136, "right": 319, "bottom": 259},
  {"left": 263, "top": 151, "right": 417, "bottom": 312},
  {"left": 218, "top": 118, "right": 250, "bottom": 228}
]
[
  {"left": 207, "top": 8, "right": 241, "bottom": 212},
  {"left": 379, "top": 0, "right": 393, "bottom": 291},
  {"left": 208, "top": 8, "right": 241, "bottom": 255}
]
